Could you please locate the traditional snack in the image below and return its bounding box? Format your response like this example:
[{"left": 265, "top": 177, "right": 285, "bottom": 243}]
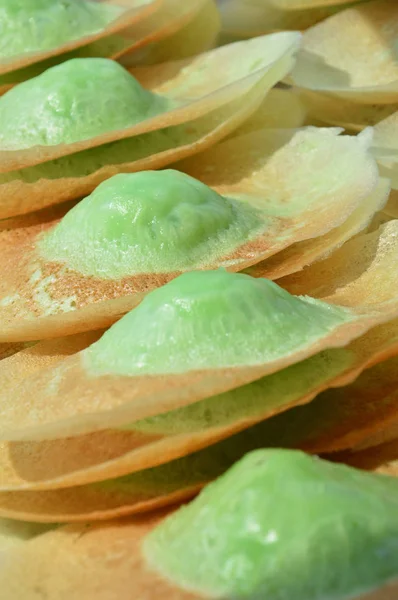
[
  {"left": 0, "top": 316, "right": 397, "bottom": 492},
  {"left": 0, "top": 269, "right": 397, "bottom": 443},
  {"left": 0, "top": 451, "right": 397, "bottom": 600},
  {"left": 0, "top": 1, "right": 397, "bottom": 597},
  {"left": 290, "top": 0, "right": 398, "bottom": 104},
  {"left": 0, "top": 0, "right": 159, "bottom": 73},
  {"left": 0, "top": 128, "right": 379, "bottom": 340}
]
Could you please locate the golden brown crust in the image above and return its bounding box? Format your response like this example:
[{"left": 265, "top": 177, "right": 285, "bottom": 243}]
[{"left": 0, "top": 512, "right": 200, "bottom": 600}]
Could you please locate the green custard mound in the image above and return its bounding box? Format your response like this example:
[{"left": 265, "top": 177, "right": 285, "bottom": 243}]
[
  {"left": 0, "top": 0, "right": 123, "bottom": 60},
  {"left": 39, "top": 170, "right": 263, "bottom": 278},
  {"left": 0, "top": 58, "right": 171, "bottom": 150},
  {"left": 83, "top": 269, "right": 352, "bottom": 376},
  {"left": 144, "top": 449, "right": 398, "bottom": 600}
]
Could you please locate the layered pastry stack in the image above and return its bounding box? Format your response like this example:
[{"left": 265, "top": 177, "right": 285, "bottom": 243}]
[{"left": 0, "top": 1, "right": 397, "bottom": 599}]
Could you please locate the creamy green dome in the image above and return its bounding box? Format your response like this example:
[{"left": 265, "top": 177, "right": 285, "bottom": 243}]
[
  {"left": 0, "top": 0, "right": 122, "bottom": 59},
  {"left": 0, "top": 58, "right": 171, "bottom": 149},
  {"left": 39, "top": 170, "right": 263, "bottom": 278},
  {"left": 84, "top": 269, "right": 351, "bottom": 376},
  {"left": 145, "top": 449, "right": 398, "bottom": 599}
]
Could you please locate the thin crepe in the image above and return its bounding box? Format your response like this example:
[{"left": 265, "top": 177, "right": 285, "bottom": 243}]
[
  {"left": 0, "top": 431, "right": 380, "bottom": 522},
  {"left": 0, "top": 330, "right": 103, "bottom": 399},
  {"left": 228, "top": 87, "right": 307, "bottom": 137},
  {"left": 0, "top": 268, "right": 396, "bottom": 444},
  {"left": 299, "top": 91, "right": 398, "bottom": 132},
  {"left": 247, "top": 178, "right": 390, "bottom": 280},
  {"left": 280, "top": 220, "right": 398, "bottom": 311},
  {"left": 0, "top": 511, "right": 396, "bottom": 600},
  {"left": 0, "top": 199, "right": 79, "bottom": 233},
  {"left": 271, "top": 0, "right": 366, "bottom": 8},
  {"left": 219, "top": 0, "right": 349, "bottom": 38},
  {"left": 326, "top": 439, "right": 398, "bottom": 475},
  {"left": 77, "top": 0, "right": 216, "bottom": 67},
  {"left": 0, "top": 518, "right": 55, "bottom": 561},
  {"left": 365, "top": 210, "right": 393, "bottom": 235},
  {"left": 0, "top": 512, "right": 199, "bottom": 600},
  {"left": 104, "top": 0, "right": 211, "bottom": 62},
  {"left": 238, "top": 354, "right": 398, "bottom": 455},
  {"left": 1, "top": 315, "right": 398, "bottom": 491},
  {"left": 0, "top": 0, "right": 207, "bottom": 94},
  {"left": 289, "top": 0, "right": 398, "bottom": 104},
  {"left": 373, "top": 111, "right": 398, "bottom": 157},
  {"left": 0, "top": 32, "right": 302, "bottom": 173},
  {"left": 372, "top": 111, "right": 398, "bottom": 188},
  {"left": 0, "top": 342, "right": 31, "bottom": 361},
  {"left": 0, "top": 416, "right": 398, "bottom": 527},
  {"left": 377, "top": 461, "right": 398, "bottom": 477},
  {"left": 0, "top": 75, "right": 269, "bottom": 219},
  {"left": 384, "top": 190, "right": 398, "bottom": 219},
  {"left": 355, "top": 418, "right": 398, "bottom": 451},
  {"left": 0, "top": 128, "right": 379, "bottom": 341},
  {"left": 121, "top": 0, "right": 220, "bottom": 67},
  {"left": 0, "top": 0, "right": 160, "bottom": 76},
  {"left": 349, "top": 421, "right": 398, "bottom": 454}
]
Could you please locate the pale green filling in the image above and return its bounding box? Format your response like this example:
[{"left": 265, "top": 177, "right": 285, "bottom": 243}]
[
  {"left": 83, "top": 270, "right": 353, "bottom": 376},
  {"left": 144, "top": 449, "right": 398, "bottom": 599},
  {"left": 0, "top": 95, "right": 244, "bottom": 185},
  {"left": 0, "top": 0, "right": 123, "bottom": 60},
  {"left": 127, "top": 347, "right": 353, "bottom": 435},
  {"left": 0, "top": 33, "right": 129, "bottom": 88},
  {"left": 0, "top": 58, "right": 172, "bottom": 150},
  {"left": 39, "top": 170, "right": 263, "bottom": 278},
  {"left": 236, "top": 355, "right": 398, "bottom": 451},
  {"left": 0, "top": 123, "right": 217, "bottom": 184}
]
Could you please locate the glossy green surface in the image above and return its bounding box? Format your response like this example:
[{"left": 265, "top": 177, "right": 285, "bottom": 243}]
[
  {"left": 84, "top": 270, "right": 352, "bottom": 376},
  {"left": 39, "top": 170, "right": 262, "bottom": 278},
  {"left": 145, "top": 449, "right": 398, "bottom": 599},
  {"left": 0, "top": 0, "right": 122, "bottom": 60},
  {"left": 0, "top": 58, "right": 171, "bottom": 149}
]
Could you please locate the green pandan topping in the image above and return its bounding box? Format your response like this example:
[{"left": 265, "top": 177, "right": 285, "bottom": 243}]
[
  {"left": 39, "top": 170, "right": 263, "bottom": 278},
  {"left": 129, "top": 347, "right": 353, "bottom": 435},
  {"left": 144, "top": 449, "right": 398, "bottom": 600},
  {"left": 0, "top": 58, "right": 171, "bottom": 149},
  {"left": 0, "top": 0, "right": 122, "bottom": 60},
  {"left": 84, "top": 270, "right": 352, "bottom": 376}
]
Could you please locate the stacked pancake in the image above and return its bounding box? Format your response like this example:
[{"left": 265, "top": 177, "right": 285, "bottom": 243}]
[{"left": 0, "top": 2, "right": 397, "bottom": 599}]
